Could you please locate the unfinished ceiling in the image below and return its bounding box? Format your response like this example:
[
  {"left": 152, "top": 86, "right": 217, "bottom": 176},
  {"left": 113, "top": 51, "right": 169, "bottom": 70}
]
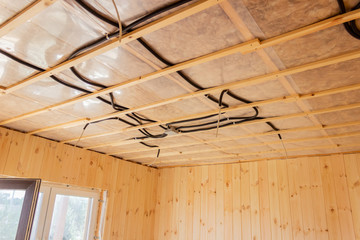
[{"left": 1, "top": 0, "right": 360, "bottom": 167}]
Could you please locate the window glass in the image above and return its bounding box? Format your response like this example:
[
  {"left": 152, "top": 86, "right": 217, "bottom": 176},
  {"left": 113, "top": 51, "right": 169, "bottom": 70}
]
[
  {"left": 29, "top": 192, "right": 44, "bottom": 240},
  {"left": 0, "top": 190, "right": 26, "bottom": 240},
  {"left": 49, "top": 195, "right": 93, "bottom": 240}
]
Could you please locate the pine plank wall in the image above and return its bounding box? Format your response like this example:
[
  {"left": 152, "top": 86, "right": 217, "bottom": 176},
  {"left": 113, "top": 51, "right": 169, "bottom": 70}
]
[
  {"left": 0, "top": 127, "right": 158, "bottom": 239},
  {"left": 1, "top": 126, "right": 360, "bottom": 239}
]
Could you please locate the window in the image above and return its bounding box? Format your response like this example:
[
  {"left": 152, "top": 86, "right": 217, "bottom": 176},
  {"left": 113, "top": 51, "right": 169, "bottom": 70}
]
[
  {"left": 30, "top": 183, "right": 100, "bottom": 240},
  {"left": 0, "top": 178, "right": 41, "bottom": 240}
]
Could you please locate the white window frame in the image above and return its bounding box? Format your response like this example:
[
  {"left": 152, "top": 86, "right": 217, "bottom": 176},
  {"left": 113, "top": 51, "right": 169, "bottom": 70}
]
[{"left": 32, "top": 183, "right": 100, "bottom": 240}]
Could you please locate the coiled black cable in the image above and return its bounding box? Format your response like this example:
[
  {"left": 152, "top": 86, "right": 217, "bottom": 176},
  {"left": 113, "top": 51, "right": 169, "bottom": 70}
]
[{"left": 337, "top": 0, "right": 360, "bottom": 39}]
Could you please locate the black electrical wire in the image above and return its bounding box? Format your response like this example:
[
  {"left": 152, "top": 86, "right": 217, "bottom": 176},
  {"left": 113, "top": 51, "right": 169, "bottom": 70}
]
[{"left": 337, "top": 0, "right": 360, "bottom": 39}]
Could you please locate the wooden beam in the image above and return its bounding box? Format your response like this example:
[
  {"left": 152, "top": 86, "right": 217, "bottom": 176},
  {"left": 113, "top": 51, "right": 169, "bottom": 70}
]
[
  {"left": 21, "top": 48, "right": 360, "bottom": 135},
  {"left": 0, "top": 0, "right": 57, "bottom": 38},
  {"left": 3, "top": 0, "right": 224, "bottom": 93},
  {"left": 108, "top": 120, "right": 360, "bottom": 155},
  {"left": 127, "top": 131, "right": 360, "bottom": 160},
  {"left": 157, "top": 151, "right": 360, "bottom": 168},
  {"left": 150, "top": 143, "right": 360, "bottom": 165}
]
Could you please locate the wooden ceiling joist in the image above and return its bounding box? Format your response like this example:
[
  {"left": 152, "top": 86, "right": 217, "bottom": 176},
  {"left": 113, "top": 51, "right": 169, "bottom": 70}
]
[
  {"left": 28, "top": 48, "right": 360, "bottom": 135},
  {"left": 108, "top": 120, "right": 360, "bottom": 155},
  {"left": 3, "top": 0, "right": 223, "bottom": 93},
  {"left": 87, "top": 101, "right": 360, "bottom": 150},
  {"left": 1, "top": 7, "right": 360, "bottom": 124},
  {"left": 0, "top": 0, "right": 57, "bottom": 38},
  {"left": 148, "top": 142, "right": 360, "bottom": 165},
  {"left": 127, "top": 131, "right": 360, "bottom": 160}
]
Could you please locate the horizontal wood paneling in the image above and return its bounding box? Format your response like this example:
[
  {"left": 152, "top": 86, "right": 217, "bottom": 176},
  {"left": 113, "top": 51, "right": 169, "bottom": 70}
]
[
  {"left": 154, "top": 154, "right": 360, "bottom": 240},
  {"left": 0, "top": 127, "right": 157, "bottom": 240}
]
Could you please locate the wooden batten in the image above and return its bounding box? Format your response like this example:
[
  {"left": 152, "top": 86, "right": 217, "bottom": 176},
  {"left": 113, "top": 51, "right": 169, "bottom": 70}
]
[{"left": 0, "top": 0, "right": 57, "bottom": 38}]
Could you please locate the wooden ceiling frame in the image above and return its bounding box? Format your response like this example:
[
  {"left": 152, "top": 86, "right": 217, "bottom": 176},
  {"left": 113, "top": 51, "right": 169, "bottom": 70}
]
[
  {"left": 1, "top": 8, "right": 360, "bottom": 125},
  {"left": 31, "top": 47, "right": 360, "bottom": 138},
  {"left": 121, "top": 45, "right": 263, "bottom": 155},
  {"left": 85, "top": 101, "right": 360, "bottom": 150},
  {"left": 2, "top": 0, "right": 223, "bottom": 93},
  {"left": 0, "top": 0, "right": 57, "bottom": 38},
  {"left": 126, "top": 130, "right": 360, "bottom": 160},
  {"left": 148, "top": 142, "right": 360, "bottom": 165},
  {"left": 65, "top": 80, "right": 360, "bottom": 146},
  {"left": 1, "top": 1, "right": 360, "bottom": 164},
  {"left": 108, "top": 120, "right": 360, "bottom": 155},
  {"left": 219, "top": 0, "right": 337, "bottom": 148},
  {"left": 157, "top": 150, "right": 360, "bottom": 168}
]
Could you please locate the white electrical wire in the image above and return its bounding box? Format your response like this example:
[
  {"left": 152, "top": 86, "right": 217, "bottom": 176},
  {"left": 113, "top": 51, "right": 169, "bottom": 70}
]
[{"left": 111, "top": 0, "right": 122, "bottom": 42}]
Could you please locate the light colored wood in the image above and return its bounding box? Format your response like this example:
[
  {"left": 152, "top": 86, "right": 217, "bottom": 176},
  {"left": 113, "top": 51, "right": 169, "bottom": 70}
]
[
  {"left": 320, "top": 156, "right": 343, "bottom": 240},
  {"left": 86, "top": 100, "right": 360, "bottom": 150},
  {"left": 258, "top": 161, "right": 272, "bottom": 240},
  {"left": 107, "top": 120, "right": 360, "bottom": 155},
  {"left": 0, "top": 126, "right": 158, "bottom": 240},
  {"left": 240, "top": 163, "right": 251, "bottom": 239},
  {"left": 127, "top": 130, "right": 360, "bottom": 161},
  {"left": 149, "top": 142, "right": 360, "bottom": 165},
  {"left": 215, "top": 165, "right": 224, "bottom": 240},
  {"left": 330, "top": 155, "right": 356, "bottom": 240},
  {"left": 231, "top": 164, "right": 241, "bottom": 240},
  {"left": 249, "top": 162, "right": 261, "bottom": 240},
  {"left": 4, "top": 0, "right": 223, "bottom": 93},
  {"left": 344, "top": 154, "right": 360, "bottom": 239},
  {"left": 276, "top": 160, "right": 293, "bottom": 239},
  {"left": 0, "top": 0, "right": 57, "bottom": 38},
  {"left": 298, "top": 158, "right": 316, "bottom": 239},
  {"left": 307, "top": 157, "right": 329, "bottom": 239},
  {"left": 154, "top": 154, "right": 360, "bottom": 239},
  {"left": 268, "top": 161, "right": 282, "bottom": 239}
]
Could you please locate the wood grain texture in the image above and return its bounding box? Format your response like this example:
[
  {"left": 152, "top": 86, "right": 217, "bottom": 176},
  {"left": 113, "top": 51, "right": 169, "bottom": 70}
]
[
  {"left": 0, "top": 127, "right": 157, "bottom": 240},
  {"left": 1, "top": 126, "right": 360, "bottom": 239},
  {"left": 154, "top": 153, "right": 360, "bottom": 240}
]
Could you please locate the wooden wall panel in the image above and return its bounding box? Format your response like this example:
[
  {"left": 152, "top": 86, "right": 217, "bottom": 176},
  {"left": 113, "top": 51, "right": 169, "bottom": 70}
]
[
  {"left": 154, "top": 153, "right": 360, "bottom": 240},
  {"left": 0, "top": 127, "right": 158, "bottom": 240}
]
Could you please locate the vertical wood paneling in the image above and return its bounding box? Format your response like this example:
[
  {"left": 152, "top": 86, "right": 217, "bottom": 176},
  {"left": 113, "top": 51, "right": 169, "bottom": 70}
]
[
  {"left": 320, "top": 156, "right": 343, "bottom": 240},
  {"left": 154, "top": 154, "right": 360, "bottom": 240},
  {"left": 268, "top": 160, "right": 282, "bottom": 240},
  {"left": 308, "top": 157, "right": 328, "bottom": 239},
  {"left": 344, "top": 154, "right": 360, "bottom": 239},
  {"left": 240, "top": 163, "right": 251, "bottom": 239},
  {"left": 276, "top": 160, "right": 292, "bottom": 240},
  {"left": 250, "top": 162, "right": 261, "bottom": 240},
  {"left": 287, "top": 158, "right": 305, "bottom": 240},
  {"left": 258, "top": 161, "right": 272, "bottom": 240},
  {"left": 330, "top": 155, "right": 356, "bottom": 240},
  {"left": 0, "top": 127, "right": 158, "bottom": 240},
  {"left": 215, "top": 165, "right": 224, "bottom": 240},
  {"left": 298, "top": 158, "right": 316, "bottom": 239}
]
